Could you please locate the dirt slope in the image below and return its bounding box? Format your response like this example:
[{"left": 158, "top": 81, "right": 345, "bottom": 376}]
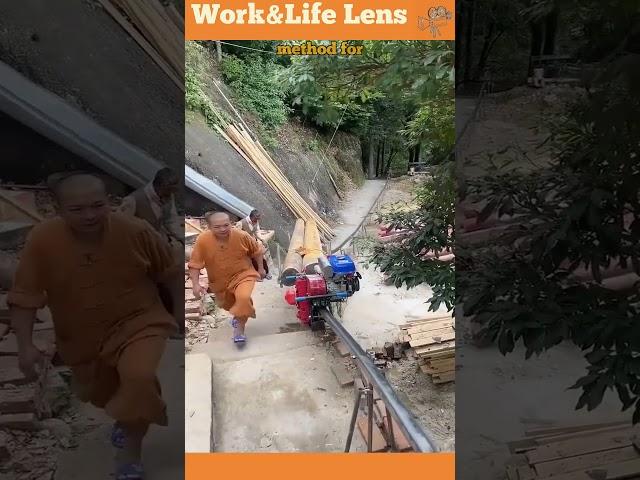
[{"left": 0, "top": 0, "right": 183, "bottom": 172}]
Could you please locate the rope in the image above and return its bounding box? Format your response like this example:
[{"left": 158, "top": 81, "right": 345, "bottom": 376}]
[
  {"left": 309, "top": 103, "right": 349, "bottom": 189},
  {"left": 330, "top": 175, "right": 390, "bottom": 254},
  {"left": 219, "top": 41, "right": 280, "bottom": 55}
]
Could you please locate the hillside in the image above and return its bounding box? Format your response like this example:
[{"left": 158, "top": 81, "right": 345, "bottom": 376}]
[{"left": 184, "top": 43, "right": 364, "bottom": 247}]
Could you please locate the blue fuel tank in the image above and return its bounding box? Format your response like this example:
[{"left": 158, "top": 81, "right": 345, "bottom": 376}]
[{"left": 327, "top": 254, "right": 357, "bottom": 277}]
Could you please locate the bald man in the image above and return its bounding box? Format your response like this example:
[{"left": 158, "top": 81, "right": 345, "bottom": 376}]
[
  {"left": 188, "top": 211, "right": 265, "bottom": 343},
  {"left": 8, "top": 172, "right": 181, "bottom": 480}
]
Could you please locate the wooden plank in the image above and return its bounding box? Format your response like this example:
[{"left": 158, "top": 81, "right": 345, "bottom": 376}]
[
  {"left": 505, "top": 455, "right": 530, "bottom": 480},
  {"left": 418, "top": 350, "right": 455, "bottom": 362},
  {"left": 508, "top": 438, "right": 538, "bottom": 454},
  {"left": 535, "top": 446, "right": 640, "bottom": 478},
  {"left": 185, "top": 219, "right": 203, "bottom": 233},
  {"left": 527, "top": 429, "right": 637, "bottom": 464},
  {"left": 543, "top": 458, "right": 640, "bottom": 480},
  {"left": 330, "top": 363, "right": 354, "bottom": 388},
  {"left": 525, "top": 422, "right": 632, "bottom": 438},
  {"left": 334, "top": 340, "right": 351, "bottom": 358},
  {"left": 531, "top": 426, "right": 635, "bottom": 448},
  {"left": 400, "top": 315, "right": 453, "bottom": 329},
  {"left": 409, "top": 330, "right": 456, "bottom": 348},
  {"left": 414, "top": 341, "right": 455, "bottom": 356},
  {"left": 356, "top": 417, "right": 387, "bottom": 452},
  {"left": 517, "top": 465, "right": 537, "bottom": 480},
  {"left": 407, "top": 321, "right": 454, "bottom": 336},
  {"left": 432, "top": 371, "right": 455, "bottom": 384},
  {"left": 0, "top": 366, "right": 31, "bottom": 386},
  {"left": 0, "top": 412, "right": 37, "bottom": 430},
  {"left": 0, "top": 387, "right": 35, "bottom": 414},
  {"left": 0, "top": 190, "right": 42, "bottom": 222}
]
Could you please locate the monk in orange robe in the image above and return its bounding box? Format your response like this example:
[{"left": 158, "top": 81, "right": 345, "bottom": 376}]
[
  {"left": 188, "top": 211, "right": 265, "bottom": 343},
  {"left": 8, "top": 173, "right": 181, "bottom": 480}
]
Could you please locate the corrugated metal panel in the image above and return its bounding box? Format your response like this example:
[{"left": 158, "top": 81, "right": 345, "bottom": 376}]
[
  {"left": 0, "top": 60, "right": 253, "bottom": 219},
  {"left": 185, "top": 165, "right": 253, "bottom": 218},
  {"left": 0, "top": 61, "right": 161, "bottom": 188}
]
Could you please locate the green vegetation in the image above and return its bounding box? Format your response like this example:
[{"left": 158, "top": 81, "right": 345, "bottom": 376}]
[
  {"left": 457, "top": 0, "right": 640, "bottom": 419},
  {"left": 188, "top": 40, "right": 454, "bottom": 178},
  {"left": 185, "top": 42, "right": 229, "bottom": 128},
  {"left": 372, "top": 164, "right": 455, "bottom": 312},
  {"left": 220, "top": 54, "right": 291, "bottom": 131}
]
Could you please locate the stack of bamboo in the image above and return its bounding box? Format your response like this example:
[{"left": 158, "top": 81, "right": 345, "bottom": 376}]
[
  {"left": 216, "top": 122, "right": 335, "bottom": 239},
  {"left": 99, "top": 0, "right": 184, "bottom": 91}
]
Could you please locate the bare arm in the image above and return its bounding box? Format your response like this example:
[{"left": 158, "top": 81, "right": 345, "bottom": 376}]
[
  {"left": 11, "top": 307, "right": 37, "bottom": 350},
  {"left": 120, "top": 195, "right": 136, "bottom": 216}
]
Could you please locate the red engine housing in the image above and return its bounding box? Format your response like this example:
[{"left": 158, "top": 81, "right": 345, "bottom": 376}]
[{"left": 293, "top": 274, "right": 327, "bottom": 325}]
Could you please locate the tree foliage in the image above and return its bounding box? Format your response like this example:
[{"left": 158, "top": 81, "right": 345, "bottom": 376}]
[
  {"left": 220, "top": 54, "right": 291, "bottom": 131},
  {"left": 457, "top": 27, "right": 640, "bottom": 418},
  {"left": 371, "top": 163, "right": 455, "bottom": 311}
]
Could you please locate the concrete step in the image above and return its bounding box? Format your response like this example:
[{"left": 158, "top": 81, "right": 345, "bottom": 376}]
[
  {"left": 192, "top": 330, "right": 321, "bottom": 364},
  {"left": 185, "top": 353, "right": 214, "bottom": 453}
]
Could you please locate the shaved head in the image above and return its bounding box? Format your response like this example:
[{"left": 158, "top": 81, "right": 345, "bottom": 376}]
[
  {"left": 52, "top": 173, "right": 107, "bottom": 202},
  {"left": 206, "top": 211, "right": 232, "bottom": 238},
  {"left": 49, "top": 172, "right": 110, "bottom": 235}
]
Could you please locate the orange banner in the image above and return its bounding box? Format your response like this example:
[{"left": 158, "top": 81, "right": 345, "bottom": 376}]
[
  {"left": 185, "top": 0, "right": 455, "bottom": 40},
  {"left": 186, "top": 453, "right": 455, "bottom": 479}
]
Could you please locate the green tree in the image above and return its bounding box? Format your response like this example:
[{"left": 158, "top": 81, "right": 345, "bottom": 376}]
[{"left": 457, "top": 28, "right": 640, "bottom": 419}]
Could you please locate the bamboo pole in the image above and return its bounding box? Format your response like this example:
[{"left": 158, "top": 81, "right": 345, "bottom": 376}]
[
  {"left": 227, "top": 124, "right": 334, "bottom": 236},
  {"left": 281, "top": 219, "right": 305, "bottom": 286},
  {"left": 97, "top": 0, "right": 183, "bottom": 91},
  {"left": 224, "top": 124, "right": 334, "bottom": 237},
  {"left": 302, "top": 221, "right": 324, "bottom": 273}
]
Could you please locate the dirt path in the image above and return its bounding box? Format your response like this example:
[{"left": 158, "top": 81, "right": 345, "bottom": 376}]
[{"left": 330, "top": 179, "right": 386, "bottom": 250}]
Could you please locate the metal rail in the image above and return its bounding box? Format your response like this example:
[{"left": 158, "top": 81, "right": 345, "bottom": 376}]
[
  {"left": 330, "top": 178, "right": 389, "bottom": 254},
  {"left": 320, "top": 307, "right": 438, "bottom": 453}
]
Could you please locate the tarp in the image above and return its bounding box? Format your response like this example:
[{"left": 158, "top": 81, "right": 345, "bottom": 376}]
[{"left": 185, "top": 165, "right": 253, "bottom": 219}]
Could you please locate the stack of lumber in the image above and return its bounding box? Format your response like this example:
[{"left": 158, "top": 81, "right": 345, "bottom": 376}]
[
  {"left": 98, "top": 0, "right": 184, "bottom": 91},
  {"left": 505, "top": 421, "right": 640, "bottom": 480},
  {"left": 400, "top": 314, "right": 455, "bottom": 384},
  {"left": 215, "top": 122, "right": 334, "bottom": 239}
]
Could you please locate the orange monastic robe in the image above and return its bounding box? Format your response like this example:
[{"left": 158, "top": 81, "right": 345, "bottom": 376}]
[
  {"left": 7, "top": 213, "right": 177, "bottom": 425},
  {"left": 188, "top": 229, "right": 261, "bottom": 320}
]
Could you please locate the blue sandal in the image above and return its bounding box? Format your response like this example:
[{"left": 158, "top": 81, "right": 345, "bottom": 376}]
[
  {"left": 111, "top": 423, "right": 125, "bottom": 449},
  {"left": 230, "top": 319, "right": 246, "bottom": 344},
  {"left": 116, "top": 463, "right": 144, "bottom": 479}
]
